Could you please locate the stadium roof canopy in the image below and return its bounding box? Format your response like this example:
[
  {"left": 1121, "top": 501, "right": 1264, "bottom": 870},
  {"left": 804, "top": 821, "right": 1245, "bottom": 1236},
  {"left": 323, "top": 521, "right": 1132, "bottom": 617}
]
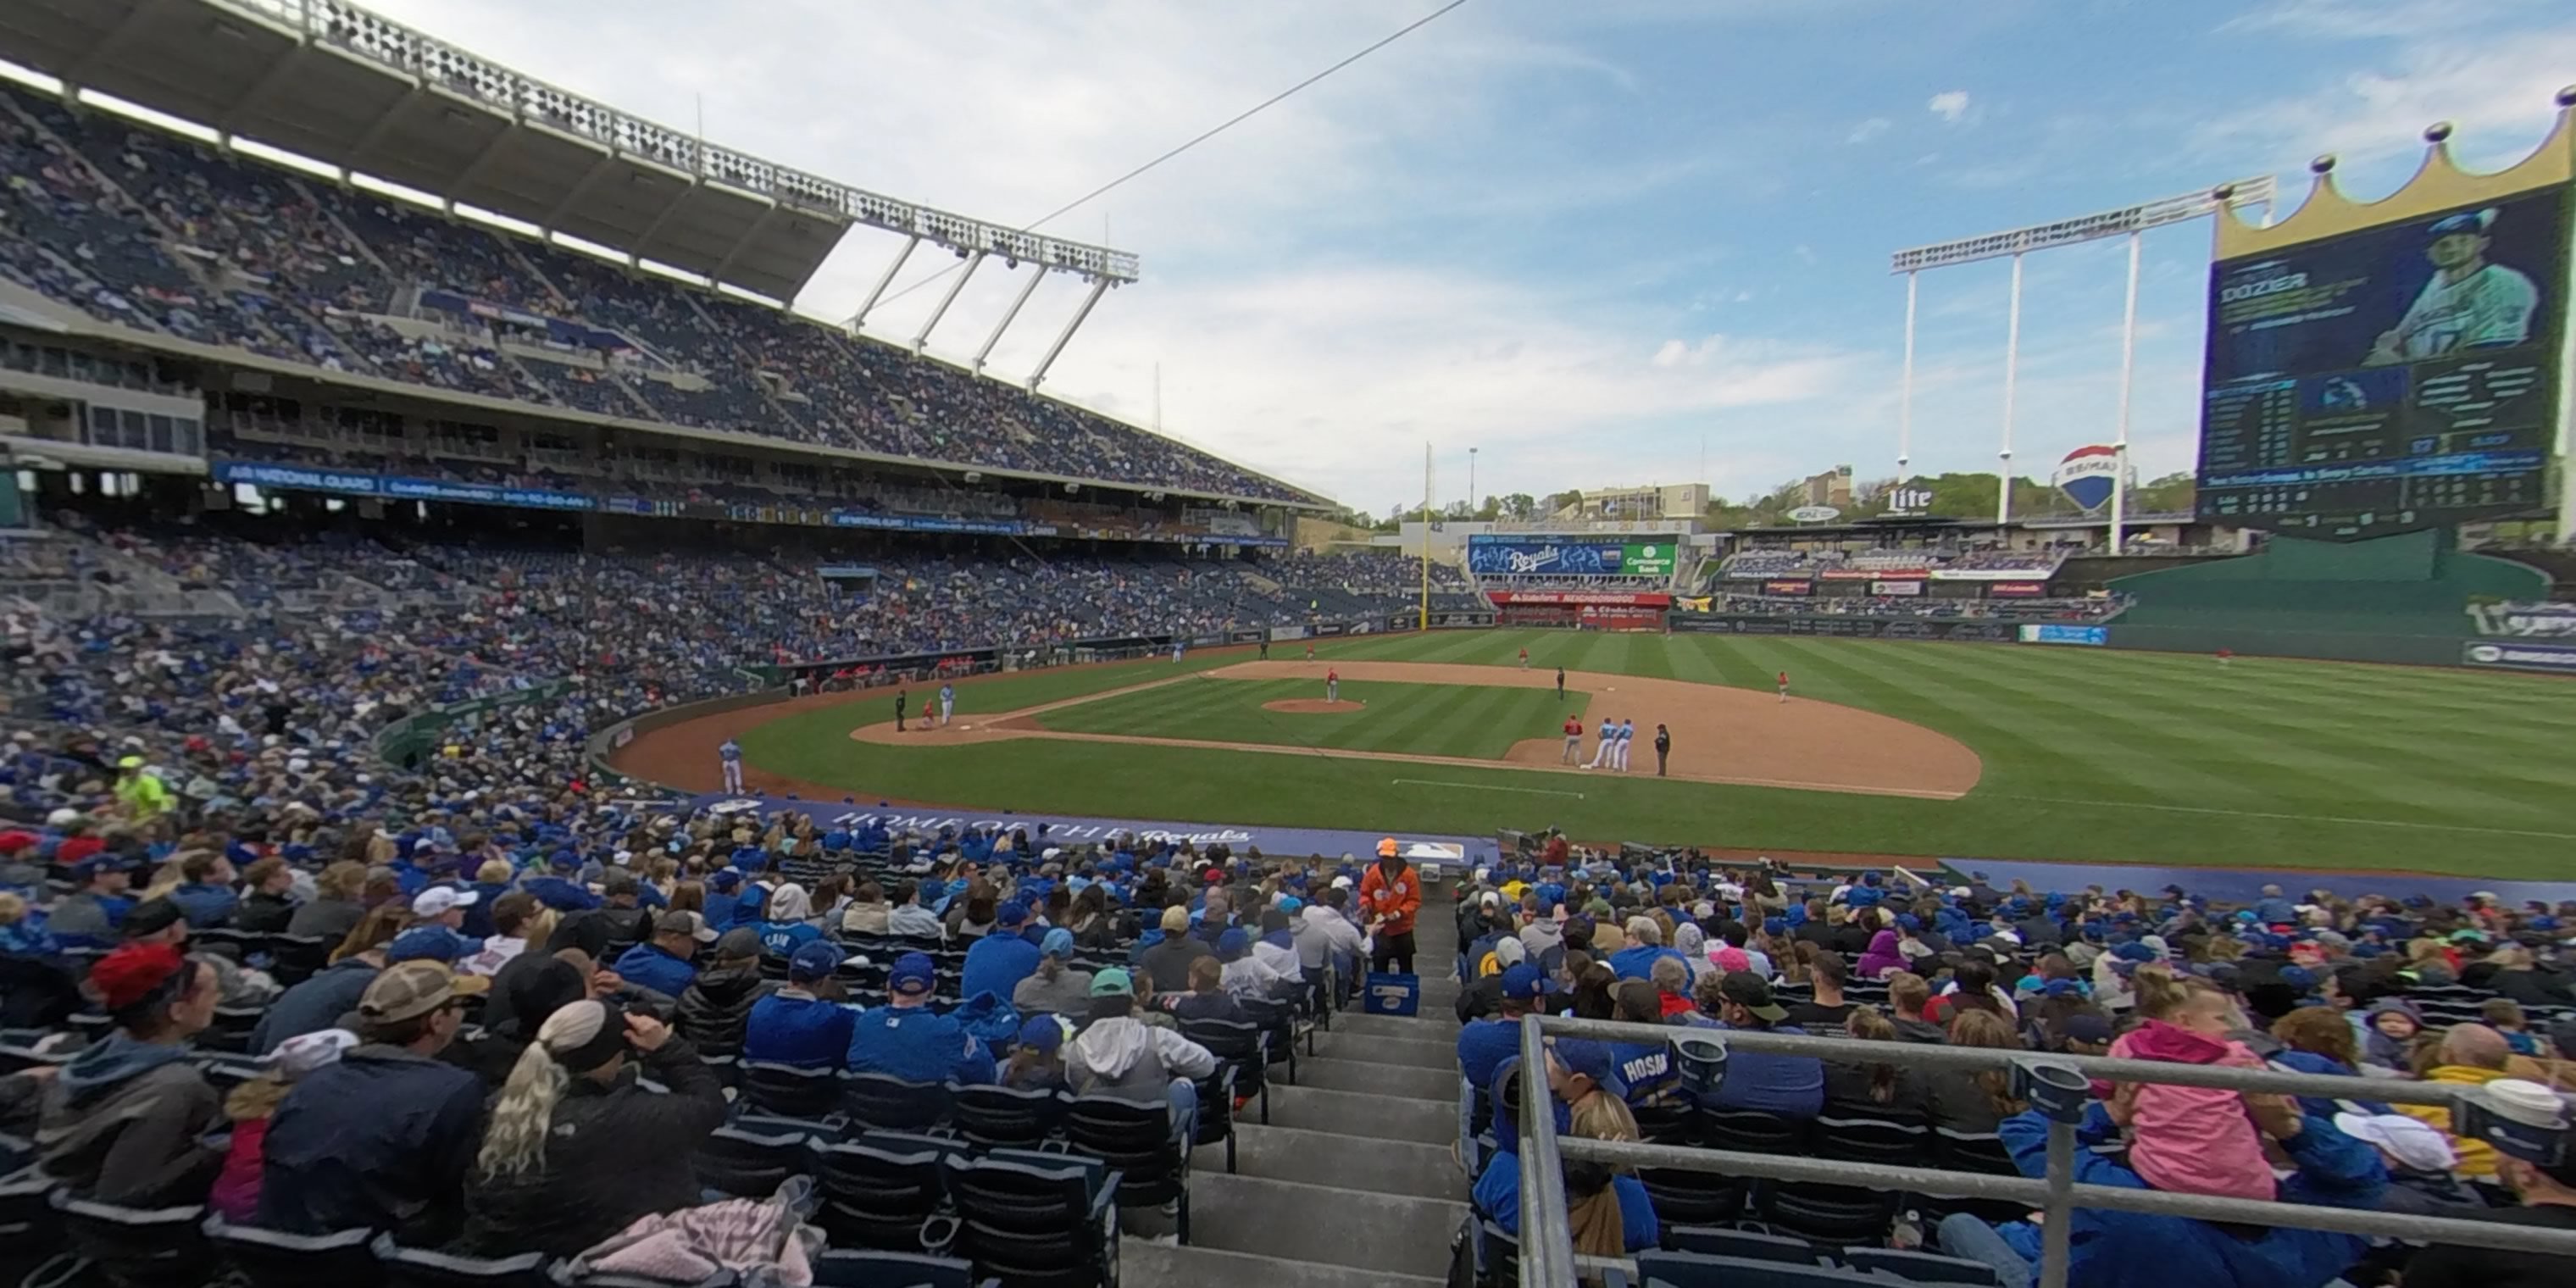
[{"left": 0, "top": 0, "right": 1141, "bottom": 303}]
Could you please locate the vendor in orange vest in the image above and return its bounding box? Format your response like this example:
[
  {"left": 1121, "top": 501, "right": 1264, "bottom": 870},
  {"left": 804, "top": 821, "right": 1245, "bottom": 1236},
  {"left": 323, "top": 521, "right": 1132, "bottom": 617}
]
[{"left": 1358, "top": 838, "right": 1420, "bottom": 975}]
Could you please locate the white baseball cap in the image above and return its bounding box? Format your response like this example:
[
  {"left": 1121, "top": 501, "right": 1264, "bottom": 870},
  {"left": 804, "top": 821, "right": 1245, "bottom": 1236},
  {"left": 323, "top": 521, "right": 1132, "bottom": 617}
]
[
  {"left": 2332, "top": 1113, "right": 2457, "bottom": 1173},
  {"left": 410, "top": 886, "right": 480, "bottom": 918}
]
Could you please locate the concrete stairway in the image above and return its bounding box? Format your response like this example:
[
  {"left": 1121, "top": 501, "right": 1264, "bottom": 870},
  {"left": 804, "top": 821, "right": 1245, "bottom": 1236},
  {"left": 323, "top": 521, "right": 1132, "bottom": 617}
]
[{"left": 1124, "top": 884, "right": 1468, "bottom": 1287}]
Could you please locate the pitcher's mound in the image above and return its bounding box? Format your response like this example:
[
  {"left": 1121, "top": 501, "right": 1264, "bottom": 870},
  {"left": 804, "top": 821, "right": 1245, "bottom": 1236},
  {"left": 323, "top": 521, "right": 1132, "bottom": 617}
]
[{"left": 1264, "top": 698, "right": 1364, "bottom": 714}]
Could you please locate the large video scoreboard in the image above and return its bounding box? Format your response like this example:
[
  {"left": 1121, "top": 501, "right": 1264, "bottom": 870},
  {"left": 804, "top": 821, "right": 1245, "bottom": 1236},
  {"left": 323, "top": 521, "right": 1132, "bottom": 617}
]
[{"left": 2196, "top": 184, "right": 2567, "bottom": 538}]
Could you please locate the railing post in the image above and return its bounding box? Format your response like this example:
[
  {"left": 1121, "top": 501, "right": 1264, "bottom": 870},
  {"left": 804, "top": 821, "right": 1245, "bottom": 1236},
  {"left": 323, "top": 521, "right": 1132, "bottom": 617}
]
[
  {"left": 2038, "top": 1119, "right": 2075, "bottom": 1288},
  {"left": 1518, "top": 1013, "right": 1577, "bottom": 1288}
]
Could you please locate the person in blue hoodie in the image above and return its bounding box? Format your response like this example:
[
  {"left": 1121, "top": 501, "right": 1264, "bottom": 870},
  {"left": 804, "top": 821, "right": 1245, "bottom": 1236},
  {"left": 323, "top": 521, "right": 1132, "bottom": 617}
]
[
  {"left": 702, "top": 870, "right": 742, "bottom": 930},
  {"left": 744, "top": 941, "right": 855, "bottom": 1069},
  {"left": 613, "top": 912, "right": 716, "bottom": 998},
  {"left": 1934, "top": 1098, "right": 2382, "bottom": 1288},
  {"left": 1470, "top": 1037, "right": 1657, "bottom": 1256},
  {"left": 960, "top": 903, "right": 1043, "bottom": 1001},
  {"left": 166, "top": 851, "right": 240, "bottom": 928},
  {"left": 846, "top": 952, "right": 994, "bottom": 1085}
]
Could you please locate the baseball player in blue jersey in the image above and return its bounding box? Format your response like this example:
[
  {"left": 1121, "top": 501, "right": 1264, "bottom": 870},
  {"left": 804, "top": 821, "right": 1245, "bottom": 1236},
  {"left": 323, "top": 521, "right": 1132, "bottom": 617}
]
[
  {"left": 1614, "top": 719, "right": 1635, "bottom": 771},
  {"left": 1584, "top": 716, "right": 1616, "bottom": 769},
  {"left": 718, "top": 737, "right": 744, "bottom": 793},
  {"left": 938, "top": 682, "right": 955, "bottom": 726}
]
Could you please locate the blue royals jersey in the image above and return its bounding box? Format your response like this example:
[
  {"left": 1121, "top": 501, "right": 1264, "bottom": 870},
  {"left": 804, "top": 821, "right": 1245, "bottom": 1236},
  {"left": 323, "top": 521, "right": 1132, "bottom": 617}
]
[{"left": 719, "top": 741, "right": 741, "bottom": 762}]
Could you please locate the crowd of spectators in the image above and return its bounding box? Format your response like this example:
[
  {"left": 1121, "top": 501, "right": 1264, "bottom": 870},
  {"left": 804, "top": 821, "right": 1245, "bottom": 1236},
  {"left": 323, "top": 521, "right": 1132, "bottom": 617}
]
[
  {"left": 1454, "top": 847, "right": 2576, "bottom": 1286},
  {"left": 1716, "top": 548, "right": 2067, "bottom": 579},
  {"left": 1705, "top": 593, "right": 2127, "bottom": 621},
  {"left": 0, "top": 82, "right": 1303, "bottom": 502}
]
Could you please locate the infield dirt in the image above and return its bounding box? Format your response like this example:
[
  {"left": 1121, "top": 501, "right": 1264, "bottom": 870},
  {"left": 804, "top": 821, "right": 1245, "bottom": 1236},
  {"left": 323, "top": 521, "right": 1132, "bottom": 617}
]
[{"left": 615, "top": 658, "right": 1980, "bottom": 802}]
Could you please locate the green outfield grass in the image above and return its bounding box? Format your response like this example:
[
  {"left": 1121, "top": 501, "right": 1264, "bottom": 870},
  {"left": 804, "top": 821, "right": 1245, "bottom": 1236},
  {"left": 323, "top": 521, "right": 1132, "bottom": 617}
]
[
  {"left": 1031, "top": 677, "right": 1591, "bottom": 758},
  {"left": 731, "top": 629, "right": 2576, "bottom": 877}
]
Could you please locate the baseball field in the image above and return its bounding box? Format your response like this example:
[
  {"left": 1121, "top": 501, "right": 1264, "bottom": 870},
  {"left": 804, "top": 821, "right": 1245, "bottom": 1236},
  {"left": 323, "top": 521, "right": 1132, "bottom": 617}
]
[{"left": 614, "top": 629, "right": 2576, "bottom": 879}]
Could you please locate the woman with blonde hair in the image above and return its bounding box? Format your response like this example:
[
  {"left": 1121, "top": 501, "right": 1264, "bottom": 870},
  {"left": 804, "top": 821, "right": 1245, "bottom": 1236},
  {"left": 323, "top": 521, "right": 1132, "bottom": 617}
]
[
  {"left": 456, "top": 1000, "right": 726, "bottom": 1257},
  {"left": 1926, "top": 1008, "right": 2027, "bottom": 1133},
  {"left": 329, "top": 904, "right": 408, "bottom": 964}
]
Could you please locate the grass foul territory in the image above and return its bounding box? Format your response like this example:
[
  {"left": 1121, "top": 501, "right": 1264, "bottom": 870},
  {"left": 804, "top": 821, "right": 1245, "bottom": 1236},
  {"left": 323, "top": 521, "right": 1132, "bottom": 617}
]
[{"left": 726, "top": 629, "right": 2576, "bottom": 877}]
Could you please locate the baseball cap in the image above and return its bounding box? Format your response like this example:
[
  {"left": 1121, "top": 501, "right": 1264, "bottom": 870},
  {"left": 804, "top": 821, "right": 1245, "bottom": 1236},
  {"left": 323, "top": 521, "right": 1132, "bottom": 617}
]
[
  {"left": 386, "top": 926, "right": 466, "bottom": 964},
  {"left": 656, "top": 910, "right": 718, "bottom": 943},
  {"left": 1019, "top": 1013, "right": 1069, "bottom": 1055},
  {"left": 2334, "top": 1112, "right": 2458, "bottom": 1172},
  {"left": 714, "top": 927, "right": 765, "bottom": 959},
  {"left": 889, "top": 952, "right": 938, "bottom": 997},
  {"left": 1612, "top": 978, "right": 1662, "bottom": 1020},
  {"left": 1713, "top": 947, "right": 1752, "bottom": 974},
  {"left": 2060, "top": 1013, "right": 2114, "bottom": 1047},
  {"left": 265, "top": 1029, "right": 358, "bottom": 1079},
  {"left": 789, "top": 941, "right": 844, "bottom": 982},
  {"left": 2428, "top": 209, "right": 2494, "bottom": 237},
  {"left": 1091, "top": 967, "right": 1135, "bottom": 997},
  {"left": 1041, "top": 928, "right": 1076, "bottom": 958},
  {"left": 1551, "top": 1038, "right": 1628, "bottom": 1096},
  {"left": 997, "top": 902, "right": 1027, "bottom": 929},
  {"left": 1499, "top": 963, "right": 1547, "bottom": 1002},
  {"left": 1718, "top": 973, "right": 1788, "bottom": 1022},
  {"left": 116, "top": 755, "right": 145, "bottom": 770},
  {"left": 1377, "top": 838, "right": 1398, "bottom": 858},
  {"left": 119, "top": 897, "right": 186, "bottom": 941},
  {"left": 358, "top": 960, "right": 463, "bottom": 1024},
  {"left": 708, "top": 869, "right": 742, "bottom": 892},
  {"left": 410, "top": 886, "right": 480, "bottom": 919}
]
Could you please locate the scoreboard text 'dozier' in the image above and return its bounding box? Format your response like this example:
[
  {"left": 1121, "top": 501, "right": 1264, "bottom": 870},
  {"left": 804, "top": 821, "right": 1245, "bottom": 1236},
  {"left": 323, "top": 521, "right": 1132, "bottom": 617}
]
[
  {"left": 1467, "top": 534, "right": 1678, "bottom": 577},
  {"left": 2195, "top": 123, "right": 2572, "bottom": 540}
]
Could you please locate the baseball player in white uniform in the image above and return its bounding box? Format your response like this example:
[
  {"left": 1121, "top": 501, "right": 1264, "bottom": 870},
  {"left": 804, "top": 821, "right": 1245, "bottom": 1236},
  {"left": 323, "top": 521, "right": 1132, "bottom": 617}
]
[
  {"left": 2368, "top": 208, "right": 2540, "bottom": 364},
  {"left": 1585, "top": 717, "right": 1616, "bottom": 769},
  {"left": 718, "top": 737, "right": 744, "bottom": 793},
  {"left": 1172, "top": 641, "right": 1185, "bottom": 663},
  {"left": 938, "top": 682, "right": 955, "bottom": 726}
]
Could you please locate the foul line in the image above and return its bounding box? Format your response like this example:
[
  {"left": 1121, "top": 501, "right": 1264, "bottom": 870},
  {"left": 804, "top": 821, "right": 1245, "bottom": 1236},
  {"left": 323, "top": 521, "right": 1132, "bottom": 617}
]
[
  {"left": 1988, "top": 795, "right": 2576, "bottom": 841},
  {"left": 1393, "top": 777, "right": 1585, "bottom": 799}
]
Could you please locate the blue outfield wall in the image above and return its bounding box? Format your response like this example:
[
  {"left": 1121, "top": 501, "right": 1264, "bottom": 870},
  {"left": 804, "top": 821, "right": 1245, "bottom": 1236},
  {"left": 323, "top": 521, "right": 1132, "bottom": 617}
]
[{"left": 686, "top": 791, "right": 1500, "bottom": 870}]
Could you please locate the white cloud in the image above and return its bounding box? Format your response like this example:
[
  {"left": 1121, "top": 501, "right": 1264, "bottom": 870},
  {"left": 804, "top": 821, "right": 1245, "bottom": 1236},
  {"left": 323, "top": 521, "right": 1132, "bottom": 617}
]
[
  {"left": 2196, "top": 25, "right": 2576, "bottom": 174},
  {"left": 1927, "top": 91, "right": 1972, "bottom": 124},
  {"left": 1846, "top": 116, "right": 1890, "bottom": 144}
]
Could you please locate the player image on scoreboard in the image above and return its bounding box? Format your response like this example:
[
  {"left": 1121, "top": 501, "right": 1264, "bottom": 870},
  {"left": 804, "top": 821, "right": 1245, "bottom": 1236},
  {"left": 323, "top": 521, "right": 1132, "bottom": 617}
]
[{"left": 2362, "top": 208, "right": 2540, "bottom": 366}]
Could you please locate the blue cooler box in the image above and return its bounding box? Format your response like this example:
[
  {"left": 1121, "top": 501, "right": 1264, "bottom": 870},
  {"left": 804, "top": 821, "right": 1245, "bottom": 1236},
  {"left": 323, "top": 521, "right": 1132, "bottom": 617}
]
[{"left": 1364, "top": 971, "right": 1421, "bottom": 1017}]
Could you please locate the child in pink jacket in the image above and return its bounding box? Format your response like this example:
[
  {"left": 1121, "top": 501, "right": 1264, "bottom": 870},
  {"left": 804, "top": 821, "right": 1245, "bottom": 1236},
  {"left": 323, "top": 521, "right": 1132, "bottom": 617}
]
[{"left": 2104, "top": 964, "right": 2275, "bottom": 1202}]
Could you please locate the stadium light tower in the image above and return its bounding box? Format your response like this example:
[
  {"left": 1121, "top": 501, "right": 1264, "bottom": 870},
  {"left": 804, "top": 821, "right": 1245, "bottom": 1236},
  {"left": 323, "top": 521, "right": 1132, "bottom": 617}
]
[{"left": 1890, "top": 180, "right": 2276, "bottom": 545}]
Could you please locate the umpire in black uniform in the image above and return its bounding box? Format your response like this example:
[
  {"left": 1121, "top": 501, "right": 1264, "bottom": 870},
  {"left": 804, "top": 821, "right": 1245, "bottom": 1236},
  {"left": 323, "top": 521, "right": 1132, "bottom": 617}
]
[{"left": 1654, "top": 724, "right": 1671, "bottom": 776}]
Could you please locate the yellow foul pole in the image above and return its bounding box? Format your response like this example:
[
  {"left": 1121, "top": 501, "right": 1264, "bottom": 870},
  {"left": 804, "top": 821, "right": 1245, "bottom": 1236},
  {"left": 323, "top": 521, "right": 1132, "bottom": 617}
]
[{"left": 1420, "top": 442, "right": 1432, "bottom": 630}]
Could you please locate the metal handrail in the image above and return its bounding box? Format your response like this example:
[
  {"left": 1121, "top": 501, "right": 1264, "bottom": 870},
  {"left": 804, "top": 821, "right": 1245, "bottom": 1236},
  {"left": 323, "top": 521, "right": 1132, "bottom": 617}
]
[{"left": 1510, "top": 1013, "right": 2576, "bottom": 1288}]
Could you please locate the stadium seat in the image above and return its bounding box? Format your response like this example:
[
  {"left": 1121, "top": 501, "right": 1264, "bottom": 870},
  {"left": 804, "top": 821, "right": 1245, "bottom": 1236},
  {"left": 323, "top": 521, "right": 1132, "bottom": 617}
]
[
  {"left": 693, "top": 1124, "right": 813, "bottom": 1200},
  {"left": 949, "top": 1082, "right": 1067, "bottom": 1151},
  {"left": 1763, "top": 1177, "right": 1901, "bottom": 1246},
  {"left": 739, "top": 1060, "right": 841, "bottom": 1119},
  {"left": 1062, "top": 1091, "right": 1191, "bottom": 1241},
  {"left": 1811, "top": 1113, "right": 1930, "bottom": 1165},
  {"left": 53, "top": 1191, "right": 209, "bottom": 1288},
  {"left": 1630, "top": 1250, "right": 1885, "bottom": 1288},
  {"left": 202, "top": 1214, "right": 378, "bottom": 1288},
  {"left": 1663, "top": 1225, "right": 1830, "bottom": 1263},
  {"left": 938, "top": 1152, "right": 1120, "bottom": 1288},
  {"left": 1705, "top": 1109, "right": 1811, "bottom": 1156},
  {"left": 809, "top": 1248, "right": 997, "bottom": 1288},
  {"left": 1189, "top": 1064, "right": 1242, "bottom": 1174},
  {"left": 0, "top": 1166, "right": 62, "bottom": 1265},
  {"left": 1238, "top": 995, "right": 1301, "bottom": 1084},
  {"left": 1842, "top": 1246, "right": 2005, "bottom": 1285},
  {"left": 813, "top": 1137, "right": 952, "bottom": 1252},
  {"left": 372, "top": 1235, "right": 551, "bottom": 1288},
  {"left": 842, "top": 1072, "right": 952, "bottom": 1133},
  {"left": 1177, "top": 1016, "right": 1268, "bottom": 1122}
]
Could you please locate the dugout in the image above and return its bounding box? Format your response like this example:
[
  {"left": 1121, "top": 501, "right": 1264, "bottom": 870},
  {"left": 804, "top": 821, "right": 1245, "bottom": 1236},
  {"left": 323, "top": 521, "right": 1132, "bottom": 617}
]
[{"left": 2102, "top": 529, "right": 2548, "bottom": 666}]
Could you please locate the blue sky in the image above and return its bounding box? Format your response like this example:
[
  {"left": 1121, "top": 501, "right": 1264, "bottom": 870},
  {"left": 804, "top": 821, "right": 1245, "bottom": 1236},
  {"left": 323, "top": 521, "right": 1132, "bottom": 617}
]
[{"left": 347, "top": 0, "right": 2576, "bottom": 512}]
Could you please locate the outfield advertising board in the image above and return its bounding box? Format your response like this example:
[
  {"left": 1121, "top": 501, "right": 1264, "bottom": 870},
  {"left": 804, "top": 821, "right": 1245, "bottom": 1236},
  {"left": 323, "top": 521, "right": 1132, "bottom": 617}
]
[
  {"left": 1668, "top": 614, "right": 2013, "bottom": 641},
  {"left": 2020, "top": 624, "right": 2108, "bottom": 647},
  {"left": 1466, "top": 534, "right": 1671, "bottom": 577},
  {"left": 2461, "top": 640, "right": 2576, "bottom": 673}
]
